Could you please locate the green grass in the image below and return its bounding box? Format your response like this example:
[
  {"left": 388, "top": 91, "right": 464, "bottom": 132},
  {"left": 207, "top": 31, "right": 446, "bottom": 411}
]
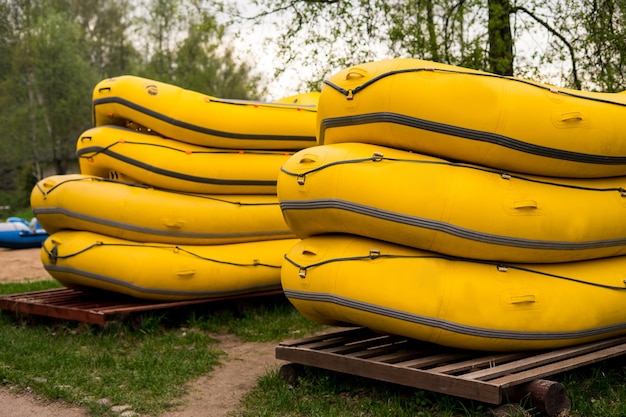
[
  {"left": 0, "top": 279, "right": 62, "bottom": 294},
  {"left": 0, "top": 314, "right": 223, "bottom": 416},
  {"left": 0, "top": 281, "right": 323, "bottom": 417},
  {"left": 185, "top": 296, "right": 324, "bottom": 342}
]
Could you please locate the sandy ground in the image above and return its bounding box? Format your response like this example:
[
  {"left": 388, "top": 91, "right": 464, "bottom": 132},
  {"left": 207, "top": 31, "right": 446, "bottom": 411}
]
[{"left": 0, "top": 247, "right": 283, "bottom": 417}]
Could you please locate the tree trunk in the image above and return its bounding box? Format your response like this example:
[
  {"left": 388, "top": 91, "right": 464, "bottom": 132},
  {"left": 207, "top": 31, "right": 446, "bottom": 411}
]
[
  {"left": 488, "top": 0, "right": 514, "bottom": 75},
  {"left": 26, "top": 71, "right": 44, "bottom": 180}
]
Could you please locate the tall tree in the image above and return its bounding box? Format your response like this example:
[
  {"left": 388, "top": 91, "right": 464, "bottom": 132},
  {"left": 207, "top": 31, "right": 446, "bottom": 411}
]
[
  {"left": 16, "top": 7, "right": 96, "bottom": 175},
  {"left": 567, "top": 0, "right": 626, "bottom": 92},
  {"left": 247, "top": 0, "right": 519, "bottom": 91},
  {"left": 247, "top": 0, "right": 626, "bottom": 91},
  {"left": 488, "top": 0, "right": 514, "bottom": 75},
  {"left": 77, "top": 0, "right": 142, "bottom": 78},
  {"left": 138, "top": 0, "right": 262, "bottom": 99}
]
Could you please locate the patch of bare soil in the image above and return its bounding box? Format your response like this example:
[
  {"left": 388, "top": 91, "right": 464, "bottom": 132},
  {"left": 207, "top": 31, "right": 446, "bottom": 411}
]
[
  {"left": 0, "top": 247, "right": 50, "bottom": 283},
  {"left": 0, "top": 248, "right": 284, "bottom": 417}
]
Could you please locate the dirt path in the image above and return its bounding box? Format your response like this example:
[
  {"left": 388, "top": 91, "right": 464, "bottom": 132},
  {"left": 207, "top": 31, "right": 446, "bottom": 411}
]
[
  {"left": 0, "top": 247, "right": 284, "bottom": 417},
  {"left": 162, "top": 334, "right": 281, "bottom": 417}
]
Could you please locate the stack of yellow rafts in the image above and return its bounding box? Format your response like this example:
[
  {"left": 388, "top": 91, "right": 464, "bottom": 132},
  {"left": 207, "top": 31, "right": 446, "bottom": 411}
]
[
  {"left": 31, "top": 75, "right": 318, "bottom": 301},
  {"left": 278, "top": 58, "right": 626, "bottom": 351}
]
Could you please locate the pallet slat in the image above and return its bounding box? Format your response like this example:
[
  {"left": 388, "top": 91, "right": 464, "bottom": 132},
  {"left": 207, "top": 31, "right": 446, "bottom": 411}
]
[
  {"left": 461, "top": 335, "right": 626, "bottom": 382},
  {"left": 427, "top": 352, "right": 530, "bottom": 375},
  {"left": 490, "top": 341, "right": 626, "bottom": 386}
]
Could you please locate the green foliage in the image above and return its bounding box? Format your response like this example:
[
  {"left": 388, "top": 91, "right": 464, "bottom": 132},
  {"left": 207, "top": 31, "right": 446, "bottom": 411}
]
[
  {"left": 0, "top": 0, "right": 264, "bottom": 197},
  {"left": 249, "top": 0, "right": 626, "bottom": 92},
  {"left": 248, "top": 0, "right": 507, "bottom": 90},
  {"left": 567, "top": 0, "right": 626, "bottom": 92}
]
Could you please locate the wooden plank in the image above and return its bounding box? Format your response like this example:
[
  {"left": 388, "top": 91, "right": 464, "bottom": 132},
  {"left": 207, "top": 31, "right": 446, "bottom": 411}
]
[
  {"left": 325, "top": 335, "right": 415, "bottom": 355},
  {"left": 461, "top": 335, "right": 626, "bottom": 381},
  {"left": 427, "top": 352, "right": 531, "bottom": 375},
  {"left": 346, "top": 339, "right": 415, "bottom": 360},
  {"left": 491, "top": 341, "right": 626, "bottom": 387},
  {"left": 367, "top": 349, "right": 428, "bottom": 364},
  {"left": 278, "top": 327, "right": 372, "bottom": 348},
  {"left": 275, "top": 344, "right": 503, "bottom": 404},
  {"left": 399, "top": 352, "right": 476, "bottom": 369},
  {"left": 299, "top": 332, "right": 386, "bottom": 351}
]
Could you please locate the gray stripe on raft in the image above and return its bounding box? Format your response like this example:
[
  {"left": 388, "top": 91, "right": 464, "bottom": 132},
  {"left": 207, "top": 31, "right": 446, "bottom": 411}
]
[
  {"left": 34, "top": 207, "right": 292, "bottom": 240},
  {"left": 284, "top": 289, "right": 626, "bottom": 341},
  {"left": 318, "top": 113, "right": 626, "bottom": 165},
  {"left": 44, "top": 265, "right": 280, "bottom": 297},
  {"left": 279, "top": 198, "right": 626, "bottom": 250},
  {"left": 76, "top": 146, "right": 277, "bottom": 187},
  {"left": 93, "top": 97, "right": 317, "bottom": 143}
]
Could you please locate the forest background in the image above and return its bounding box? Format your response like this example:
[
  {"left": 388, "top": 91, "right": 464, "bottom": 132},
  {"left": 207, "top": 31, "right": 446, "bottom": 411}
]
[{"left": 1, "top": 0, "right": 625, "bottom": 214}]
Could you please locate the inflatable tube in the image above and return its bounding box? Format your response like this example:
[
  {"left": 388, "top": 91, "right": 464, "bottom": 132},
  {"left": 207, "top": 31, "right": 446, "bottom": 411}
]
[
  {"left": 278, "top": 143, "right": 626, "bottom": 263},
  {"left": 93, "top": 75, "right": 318, "bottom": 150},
  {"left": 282, "top": 234, "right": 626, "bottom": 351},
  {"left": 31, "top": 174, "right": 294, "bottom": 245},
  {"left": 42, "top": 230, "right": 299, "bottom": 301},
  {"left": 318, "top": 58, "right": 626, "bottom": 178},
  {"left": 76, "top": 126, "right": 291, "bottom": 194}
]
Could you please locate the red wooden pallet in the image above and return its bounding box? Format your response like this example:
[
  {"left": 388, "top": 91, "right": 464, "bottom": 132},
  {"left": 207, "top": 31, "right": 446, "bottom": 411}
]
[
  {"left": 0, "top": 287, "right": 283, "bottom": 325},
  {"left": 276, "top": 327, "right": 626, "bottom": 414}
]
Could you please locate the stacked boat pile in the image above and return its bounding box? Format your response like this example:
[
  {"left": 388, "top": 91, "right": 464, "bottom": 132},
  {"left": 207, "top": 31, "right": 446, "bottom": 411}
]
[
  {"left": 31, "top": 75, "right": 318, "bottom": 301},
  {"left": 278, "top": 58, "right": 626, "bottom": 351}
]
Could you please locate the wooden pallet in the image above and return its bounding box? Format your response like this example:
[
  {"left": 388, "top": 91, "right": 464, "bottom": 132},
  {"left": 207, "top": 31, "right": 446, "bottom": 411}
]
[
  {"left": 276, "top": 327, "right": 626, "bottom": 413},
  {"left": 0, "top": 287, "right": 283, "bottom": 325}
]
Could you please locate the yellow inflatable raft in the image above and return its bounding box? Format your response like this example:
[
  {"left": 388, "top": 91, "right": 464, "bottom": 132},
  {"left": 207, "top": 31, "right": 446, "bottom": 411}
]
[
  {"left": 278, "top": 143, "right": 626, "bottom": 263},
  {"left": 318, "top": 58, "right": 626, "bottom": 178},
  {"left": 283, "top": 234, "right": 626, "bottom": 351},
  {"left": 42, "top": 230, "right": 299, "bottom": 301},
  {"left": 93, "top": 75, "right": 318, "bottom": 150},
  {"left": 76, "top": 126, "right": 291, "bottom": 194},
  {"left": 32, "top": 174, "right": 294, "bottom": 245}
]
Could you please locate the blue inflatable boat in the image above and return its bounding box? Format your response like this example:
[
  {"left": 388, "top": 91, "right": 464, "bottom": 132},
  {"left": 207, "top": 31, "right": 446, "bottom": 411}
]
[{"left": 0, "top": 217, "right": 48, "bottom": 249}]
